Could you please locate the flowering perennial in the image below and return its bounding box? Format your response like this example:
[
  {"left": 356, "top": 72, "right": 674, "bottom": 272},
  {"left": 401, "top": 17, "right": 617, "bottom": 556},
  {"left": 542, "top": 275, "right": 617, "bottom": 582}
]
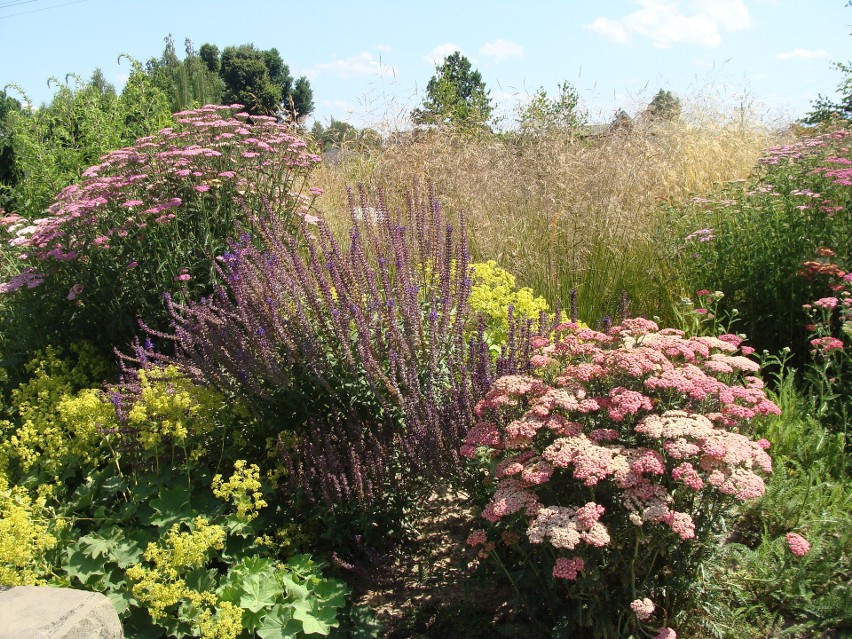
[
  {"left": 463, "top": 317, "right": 779, "bottom": 634},
  {"left": 0, "top": 104, "right": 322, "bottom": 350}
]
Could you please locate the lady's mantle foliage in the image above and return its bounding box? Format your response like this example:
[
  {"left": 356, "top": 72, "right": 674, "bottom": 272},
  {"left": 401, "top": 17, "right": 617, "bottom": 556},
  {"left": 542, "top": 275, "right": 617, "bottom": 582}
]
[
  {"left": 464, "top": 317, "right": 779, "bottom": 635},
  {"left": 0, "top": 104, "right": 322, "bottom": 350}
]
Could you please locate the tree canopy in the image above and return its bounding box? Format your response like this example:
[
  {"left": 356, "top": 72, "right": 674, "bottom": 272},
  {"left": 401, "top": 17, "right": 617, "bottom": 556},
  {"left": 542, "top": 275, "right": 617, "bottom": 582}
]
[
  {"left": 645, "top": 89, "right": 682, "bottom": 122},
  {"left": 145, "top": 36, "right": 224, "bottom": 113},
  {"left": 413, "top": 51, "right": 492, "bottom": 129},
  {"left": 212, "top": 44, "right": 314, "bottom": 120},
  {"left": 516, "top": 81, "right": 587, "bottom": 137}
]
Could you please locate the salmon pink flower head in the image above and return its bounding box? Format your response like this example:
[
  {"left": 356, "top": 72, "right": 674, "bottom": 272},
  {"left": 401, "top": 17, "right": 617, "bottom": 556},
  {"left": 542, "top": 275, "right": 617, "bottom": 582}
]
[
  {"left": 630, "top": 597, "right": 655, "bottom": 620},
  {"left": 654, "top": 628, "right": 677, "bottom": 639},
  {"left": 786, "top": 532, "right": 810, "bottom": 557},
  {"left": 810, "top": 336, "right": 844, "bottom": 353},
  {"left": 813, "top": 297, "right": 839, "bottom": 310},
  {"left": 466, "top": 529, "right": 488, "bottom": 547},
  {"left": 552, "top": 556, "right": 584, "bottom": 580}
]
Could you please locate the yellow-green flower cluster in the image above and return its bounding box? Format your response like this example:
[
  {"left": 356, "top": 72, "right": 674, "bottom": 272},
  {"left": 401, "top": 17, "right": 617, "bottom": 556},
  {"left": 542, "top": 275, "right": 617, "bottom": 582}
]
[
  {"left": 126, "top": 517, "right": 236, "bottom": 638},
  {"left": 212, "top": 460, "right": 268, "bottom": 522},
  {"left": 0, "top": 348, "right": 115, "bottom": 479},
  {"left": 126, "top": 366, "right": 222, "bottom": 452},
  {"left": 0, "top": 474, "right": 63, "bottom": 585},
  {"left": 469, "top": 260, "right": 550, "bottom": 345}
]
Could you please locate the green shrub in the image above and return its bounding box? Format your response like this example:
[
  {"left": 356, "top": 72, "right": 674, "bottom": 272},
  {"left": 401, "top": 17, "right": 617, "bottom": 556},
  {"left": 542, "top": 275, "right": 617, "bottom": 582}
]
[
  {"left": 0, "top": 104, "right": 322, "bottom": 363},
  {"left": 666, "top": 128, "right": 852, "bottom": 361}
]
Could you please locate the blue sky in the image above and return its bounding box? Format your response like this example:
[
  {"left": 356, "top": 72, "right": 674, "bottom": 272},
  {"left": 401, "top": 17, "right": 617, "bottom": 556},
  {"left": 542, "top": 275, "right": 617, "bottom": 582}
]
[{"left": 0, "top": 0, "right": 849, "bottom": 128}]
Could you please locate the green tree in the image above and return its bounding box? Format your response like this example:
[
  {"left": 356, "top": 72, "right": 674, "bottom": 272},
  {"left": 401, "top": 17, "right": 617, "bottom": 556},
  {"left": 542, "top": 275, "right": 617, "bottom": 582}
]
[
  {"left": 290, "top": 76, "right": 314, "bottom": 120},
  {"left": 217, "top": 44, "right": 313, "bottom": 120},
  {"left": 0, "top": 89, "right": 22, "bottom": 199},
  {"left": 803, "top": 61, "right": 852, "bottom": 125},
  {"left": 145, "top": 36, "right": 224, "bottom": 112},
  {"left": 645, "top": 88, "right": 682, "bottom": 122},
  {"left": 199, "top": 43, "right": 220, "bottom": 73},
  {"left": 516, "top": 81, "right": 587, "bottom": 137},
  {"left": 3, "top": 66, "right": 171, "bottom": 217},
  {"left": 413, "top": 51, "right": 493, "bottom": 128}
]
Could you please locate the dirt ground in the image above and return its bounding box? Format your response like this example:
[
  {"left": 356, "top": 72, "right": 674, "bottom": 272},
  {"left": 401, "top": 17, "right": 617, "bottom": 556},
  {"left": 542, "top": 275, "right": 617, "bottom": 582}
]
[{"left": 340, "top": 489, "right": 540, "bottom": 639}]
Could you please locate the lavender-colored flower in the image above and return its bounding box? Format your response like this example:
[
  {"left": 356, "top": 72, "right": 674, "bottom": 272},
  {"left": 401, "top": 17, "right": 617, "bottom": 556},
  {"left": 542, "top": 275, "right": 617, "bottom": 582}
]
[{"left": 144, "top": 183, "right": 506, "bottom": 507}]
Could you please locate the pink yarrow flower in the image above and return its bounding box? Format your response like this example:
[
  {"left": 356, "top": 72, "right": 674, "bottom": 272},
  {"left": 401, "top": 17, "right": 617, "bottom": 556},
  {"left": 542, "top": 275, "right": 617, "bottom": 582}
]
[
  {"left": 630, "top": 597, "right": 655, "bottom": 621},
  {"left": 813, "top": 297, "right": 839, "bottom": 310},
  {"left": 811, "top": 336, "right": 845, "bottom": 353},
  {"left": 786, "top": 532, "right": 811, "bottom": 557},
  {"left": 552, "top": 556, "right": 584, "bottom": 580}
]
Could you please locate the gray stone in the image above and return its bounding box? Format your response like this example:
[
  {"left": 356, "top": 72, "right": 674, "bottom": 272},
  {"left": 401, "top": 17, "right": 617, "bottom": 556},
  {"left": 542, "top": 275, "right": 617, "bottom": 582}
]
[{"left": 0, "top": 586, "right": 123, "bottom": 639}]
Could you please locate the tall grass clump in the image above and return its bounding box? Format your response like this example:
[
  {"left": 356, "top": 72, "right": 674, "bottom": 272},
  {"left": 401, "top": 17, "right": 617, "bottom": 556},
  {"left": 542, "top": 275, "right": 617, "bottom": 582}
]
[
  {"left": 0, "top": 104, "right": 321, "bottom": 365},
  {"left": 313, "top": 101, "right": 780, "bottom": 326},
  {"left": 665, "top": 128, "right": 851, "bottom": 362}
]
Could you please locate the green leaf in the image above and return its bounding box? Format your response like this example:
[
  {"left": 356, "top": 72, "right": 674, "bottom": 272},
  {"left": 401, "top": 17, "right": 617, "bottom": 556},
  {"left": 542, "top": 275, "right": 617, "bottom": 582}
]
[
  {"left": 257, "top": 604, "right": 302, "bottom": 639},
  {"left": 62, "top": 547, "right": 105, "bottom": 586},
  {"left": 183, "top": 566, "right": 219, "bottom": 593},
  {"left": 239, "top": 570, "right": 281, "bottom": 613},
  {"left": 311, "top": 579, "right": 348, "bottom": 608},
  {"left": 279, "top": 573, "right": 309, "bottom": 601},
  {"left": 78, "top": 529, "right": 121, "bottom": 560},
  {"left": 292, "top": 598, "right": 339, "bottom": 635},
  {"left": 105, "top": 588, "right": 133, "bottom": 616},
  {"left": 149, "top": 484, "right": 194, "bottom": 530},
  {"left": 110, "top": 530, "right": 151, "bottom": 568}
]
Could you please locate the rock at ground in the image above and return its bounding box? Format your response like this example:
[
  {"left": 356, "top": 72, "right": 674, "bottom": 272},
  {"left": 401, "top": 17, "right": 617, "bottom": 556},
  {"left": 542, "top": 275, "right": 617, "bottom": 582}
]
[{"left": 0, "top": 586, "right": 123, "bottom": 639}]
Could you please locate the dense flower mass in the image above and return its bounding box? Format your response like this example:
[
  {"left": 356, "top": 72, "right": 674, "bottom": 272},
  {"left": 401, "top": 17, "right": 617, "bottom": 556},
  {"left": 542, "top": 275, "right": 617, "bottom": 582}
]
[
  {"left": 3, "top": 105, "right": 320, "bottom": 271},
  {"left": 463, "top": 317, "right": 779, "bottom": 634},
  {"left": 0, "top": 104, "right": 323, "bottom": 351}
]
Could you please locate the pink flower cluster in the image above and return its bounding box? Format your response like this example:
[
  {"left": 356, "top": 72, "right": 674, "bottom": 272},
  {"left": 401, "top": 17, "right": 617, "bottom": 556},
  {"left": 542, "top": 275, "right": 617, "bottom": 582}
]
[
  {"left": 552, "top": 556, "right": 585, "bottom": 580},
  {"left": 630, "top": 597, "right": 655, "bottom": 620},
  {"left": 786, "top": 532, "right": 811, "bottom": 557},
  {"left": 463, "top": 317, "right": 778, "bottom": 628},
  {"left": 1, "top": 104, "right": 323, "bottom": 296}
]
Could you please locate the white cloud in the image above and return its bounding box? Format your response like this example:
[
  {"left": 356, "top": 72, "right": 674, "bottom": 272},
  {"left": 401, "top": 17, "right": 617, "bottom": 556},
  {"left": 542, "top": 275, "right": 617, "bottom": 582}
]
[
  {"left": 479, "top": 39, "right": 525, "bottom": 62},
  {"left": 308, "top": 52, "right": 396, "bottom": 79},
  {"left": 776, "top": 48, "right": 830, "bottom": 60},
  {"left": 697, "top": 0, "right": 750, "bottom": 31},
  {"left": 586, "top": 0, "right": 751, "bottom": 48},
  {"left": 423, "top": 43, "right": 463, "bottom": 66},
  {"left": 586, "top": 17, "right": 629, "bottom": 43}
]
